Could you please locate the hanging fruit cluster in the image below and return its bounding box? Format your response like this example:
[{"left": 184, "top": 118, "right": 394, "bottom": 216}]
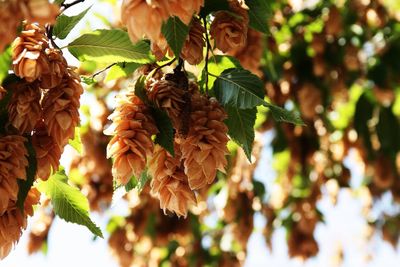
[{"left": 0, "top": 0, "right": 85, "bottom": 259}]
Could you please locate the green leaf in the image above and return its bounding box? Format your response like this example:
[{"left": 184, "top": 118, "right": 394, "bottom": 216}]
[
  {"left": 106, "top": 216, "right": 125, "bottom": 234},
  {"left": 68, "top": 127, "right": 82, "bottom": 154},
  {"left": 213, "top": 68, "right": 303, "bottom": 125},
  {"left": 124, "top": 176, "right": 137, "bottom": 192},
  {"left": 376, "top": 106, "right": 400, "bottom": 154},
  {"left": 247, "top": 0, "right": 271, "bottom": 33},
  {"left": 53, "top": 7, "right": 91, "bottom": 39},
  {"left": 161, "top": 16, "right": 189, "bottom": 57},
  {"left": 136, "top": 171, "right": 150, "bottom": 193},
  {"left": 0, "top": 76, "right": 19, "bottom": 134},
  {"left": 125, "top": 170, "right": 150, "bottom": 193},
  {"left": 38, "top": 170, "right": 103, "bottom": 238},
  {"left": 199, "top": 0, "right": 230, "bottom": 17},
  {"left": 265, "top": 103, "right": 304, "bottom": 125},
  {"left": 253, "top": 180, "right": 266, "bottom": 199},
  {"left": 152, "top": 108, "right": 174, "bottom": 156},
  {"left": 200, "top": 55, "right": 241, "bottom": 90},
  {"left": 213, "top": 68, "right": 265, "bottom": 109},
  {"left": 105, "top": 62, "right": 141, "bottom": 82},
  {"left": 0, "top": 47, "right": 11, "bottom": 83},
  {"left": 80, "top": 76, "right": 97, "bottom": 85},
  {"left": 16, "top": 139, "right": 37, "bottom": 210},
  {"left": 68, "top": 29, "right": 152, "bottom": 64},
  {"left": 134, "top": 75, "right": 151, "bottom": 105},
  {"left": 224, "top": 106, "right": 257, "bottom": 161}
]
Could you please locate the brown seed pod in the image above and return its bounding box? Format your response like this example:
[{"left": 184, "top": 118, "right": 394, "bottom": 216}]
[
  {"left": 6, "top": 81, "right": 41, "bottom": 134},
  {"left": 181, "top": 18, "right": 205, "bottom": 65},
  {"left": 0, "top": 187, "right": 40, "bottom": 259},
  {"left": 105, "top": 92, "right": 158, "bottom": 185},
  {"left": 0, "top": 135, "right": 28, "bottom": 215},
  {"left": 149, "top": 144, "right": 196, "bottom": 218},
  {"left": 41, "top": 69, "right": 83, "bottom": 148},
  {"left": 210, "top": 2, "right": 249, "bottom": 53},
  {"left": 178, "top": 92, "right": 229, "bottom": 190},
  {"left": 12, "top": 23, "right": 49, "bottom": 83}
]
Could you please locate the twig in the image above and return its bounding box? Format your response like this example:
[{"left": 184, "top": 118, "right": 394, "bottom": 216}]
[
  {"left": 46, "top": 25, "right": 60, "bottom": 50},
  {"left": 61, "top": 0, "right": 85, "bottom": 12},
  {"left": 91, "top": 63, "right": 117, "bottom": 78},
  {"left": 152, "top": 57, "right": 177, "bottom": 77},
  {"left": 202, "top": 16, "right": 210, "bottom": 96},
  {"left": 177, "top": 57, "right": 184, "bottom": 71}
]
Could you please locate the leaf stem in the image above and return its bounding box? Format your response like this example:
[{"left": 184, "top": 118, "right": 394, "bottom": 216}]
[
  {"left": 152, "top": 57, "right": 177, "bottom": 77},
  {"left": 61, "top": 0, "right": 85, "bottom": 12},
  {"left": 46, "top": 25, "right": 60, "bottom": 50},
  {"left": 207, "top": 72, "right": 218, "bottom": 78},
  {"left": 202, "top": 16, "right": 211, "bottom": 96},
  {"left": 91, "top": 63, "right": 117, "bottom": 78}
]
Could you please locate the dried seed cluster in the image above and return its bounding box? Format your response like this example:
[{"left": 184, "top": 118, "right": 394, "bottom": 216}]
[
  {"left": 105, "top": 69, "right": 229, "bottom": 217},
  {"left": 0, "top": 15, "right": 82, "bottom": 257},
  {"left": 0, "top": 0, "right": 59, "bottom": 52}
]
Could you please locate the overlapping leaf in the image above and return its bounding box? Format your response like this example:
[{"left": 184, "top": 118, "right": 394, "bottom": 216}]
[
  {"left": 38, "top": 170, "right": 103, "bottom": 238},
  {"left": 152, "top": 109, "right": 175, "bottom": 156},
  {"left": 16, "top": 140, "right": 37, "bottom": 210},
  {"left": 247, "top": 0, "right": 271, "bottom": 33},
  {"left": 68, "top": 29, "right": 152, "bottom": 64},
  {"left": 224, "top": 106, "right": 257, "bottom": 161},
  {"left": 213, "top": 68, "right": 265, "bottom": 109},
  {"left": 53, "top": 7, "right": 90, "bottom": 39},
  {"left": 105, "top": 62, "right": 140, "bottom": 82},
  {"left": 161, "top": 16, "right": 189, "bottom": 57}
]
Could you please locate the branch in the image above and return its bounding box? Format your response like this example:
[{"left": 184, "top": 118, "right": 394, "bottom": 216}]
[
  {"left": 151, "top": 57, "right": 177, "bottom": 77},
  {"left": 202, "top": 16, "right": 211, "bottom": 96},
  {"left": 46, "top": 25, "right": 60, "bottom": 50},
  {"left": 61, "top": 0, "right": 85, "bottom": 12},
  {"left": 91, "top": 63, "right": 117, "bottom": 78}
]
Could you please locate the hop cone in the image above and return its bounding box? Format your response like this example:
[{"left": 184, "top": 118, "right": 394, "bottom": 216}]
[
  {"left": 40, "top": 48, "right": 67, "bottom": 89},
  {"left": 297, "top": 83, "right": 322, "bottom": 120},
  {"left": 210, "top": 1, "right": 249, "bottom": 53},
  {"left": 42, "top": 69, "right": 83, "bottom": 148},
  {"left": 0, "top": 0, "right": 23, "bottom": 52},
  {"left": 31, "top": 122, "right": 61, "bottom": 180},
  {"left": 149, "top": 144, "right": 196, "bottom": 217},
  {"left": 12, "top": 23, "right": 49, "bottom": 82},
  {"left": 0, "top": 187, "right": 40, "bottom": 259},
  {"left": 288, "top": 228, "right": 319, "bottom": 259},
  {"left": 147, "top": 79, "right": 185, "bottom": 129},
  {"left": 181, "top": 18, "right": 205, "bottom": 65},
  {"left": 7, "top": 81, "right": 41, "bottom": 134},
  {"left": 105, "top": 92, "right": 158, "bottom": 185},
  {"left": 166, "top": 0, "right": 204, "bottom": 24},
  {"left": 179, "top": 92, "right": 229, "bottom": 190},
  {"left": 0, "top": 135, "right": 28, "bottom": 215},
  {"left": 229, "top": 29, "right": 263, "bottom": 76},
  {"left": 108, "top": 228, "right": 133, "bottom": 267},
  {"left": 27, "top": 201, "right": 53, "bottom": 254},
  {"left": 24, "top": 0, "right": 59, "bottom": 25},
  {"left": 121, "top": 0, "right": 169, "bottom": 43}
]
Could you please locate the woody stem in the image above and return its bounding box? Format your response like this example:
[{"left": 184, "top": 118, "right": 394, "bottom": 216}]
[{"left": 202, "top": 16, "right": 210, "bottom": 97}]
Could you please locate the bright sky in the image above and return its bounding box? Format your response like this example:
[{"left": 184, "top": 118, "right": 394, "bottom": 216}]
[{"left": 1, "top": 1, "right": 400, "bottom": 266}]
